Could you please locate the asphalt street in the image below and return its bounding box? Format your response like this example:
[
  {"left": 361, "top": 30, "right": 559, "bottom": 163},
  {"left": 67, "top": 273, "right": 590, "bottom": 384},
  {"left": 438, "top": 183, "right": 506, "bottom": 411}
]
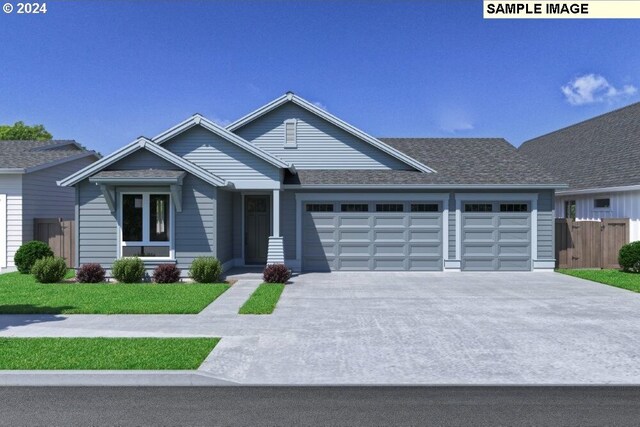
[{"left": 1, "top": 386, "right": 640, "bottom": 426}]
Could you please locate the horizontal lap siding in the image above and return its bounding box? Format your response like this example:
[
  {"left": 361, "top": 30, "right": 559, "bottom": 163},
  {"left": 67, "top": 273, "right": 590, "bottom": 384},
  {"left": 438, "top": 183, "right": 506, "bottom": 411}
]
[
  {"left": 0, "top": 175, "right": 23, "bottom": 269},
  {"left": 282, "top": 191, "right": 297, "bottom": 261},
  {"left": 235, "top": 103, "right": 409, "bottom": 170},
  {"left": 216, "top": 189, "right": 233, "bottom": 264},
  {"left": 448, "top": 195, "right": 456, "bottom": 259},
  {"left": 537, "top": 190, "right": 554, "bottom": 260},
  {"left": 107, "top": 149, "right": 176, "bottom": 170},
  {"left": 78, "top": 180, "right": 117, "bottom": 266},
  {"left": 232, "top": 192, "right": 242, "bottom": 260}
]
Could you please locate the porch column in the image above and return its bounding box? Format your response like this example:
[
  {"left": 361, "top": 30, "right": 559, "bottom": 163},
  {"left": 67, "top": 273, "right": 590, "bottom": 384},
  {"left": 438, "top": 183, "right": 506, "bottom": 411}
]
[{"left": 267, "top": 189, "right": 285, "bottom": 265}]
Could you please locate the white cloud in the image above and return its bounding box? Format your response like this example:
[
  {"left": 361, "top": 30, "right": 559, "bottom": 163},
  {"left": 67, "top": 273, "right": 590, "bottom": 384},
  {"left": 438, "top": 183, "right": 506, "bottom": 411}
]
[
  {"left": 312, "top": 101, "right": 328, "bottom": 111},
  {"left": 438, "top": 109, "right": 474, "bottom": 133},
  {"left": 562, "top": 74, "right": 637, "bottom": 106},
  {"left": 211, "top": 117, "right": 231, "bottom": 127}
]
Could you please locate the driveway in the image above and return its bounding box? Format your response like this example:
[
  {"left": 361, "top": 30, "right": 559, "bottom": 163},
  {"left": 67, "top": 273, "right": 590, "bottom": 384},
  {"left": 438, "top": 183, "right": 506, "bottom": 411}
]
[{"left": 2, "top": 272, "right": 640, "bottom": 384}]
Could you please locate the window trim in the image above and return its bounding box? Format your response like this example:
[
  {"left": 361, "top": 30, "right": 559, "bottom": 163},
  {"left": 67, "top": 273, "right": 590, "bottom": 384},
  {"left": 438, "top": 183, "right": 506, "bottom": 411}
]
[
  {"left": 119, "top": 191, "right": 175, "bottom": 261},
  {"left": 593, "top": 197, "right": 611, "bottom": 211}
]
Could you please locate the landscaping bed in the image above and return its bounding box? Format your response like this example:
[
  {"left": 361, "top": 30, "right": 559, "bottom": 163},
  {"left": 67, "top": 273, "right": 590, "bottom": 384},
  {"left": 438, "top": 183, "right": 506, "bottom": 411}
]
[
  {"left": 557, "top": 269, "right": 640, "bottom": 293},
  {"left": 0, "top": 272, "right": 230, "bottom": 314},
  {"left": 239, "top": 283, "right": 285, "bottom": 314},
  {"left": 0, "top": 338, "right": 219, "bottom": 370}
]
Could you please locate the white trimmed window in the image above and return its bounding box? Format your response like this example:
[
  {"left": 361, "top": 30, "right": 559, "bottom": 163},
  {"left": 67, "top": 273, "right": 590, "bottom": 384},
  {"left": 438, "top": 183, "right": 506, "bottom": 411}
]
[
  {"left": 284, "top": 119, "right": 297, "bottom": 148},
  {"left": 120, "top": 192, "right": 173, "bottom": 259}
]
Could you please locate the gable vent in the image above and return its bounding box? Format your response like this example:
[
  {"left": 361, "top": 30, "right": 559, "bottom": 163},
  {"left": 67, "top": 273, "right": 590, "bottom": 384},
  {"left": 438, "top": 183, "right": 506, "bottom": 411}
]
[{"left": 284, "top": 119, "right": 297, "bottom": 148}]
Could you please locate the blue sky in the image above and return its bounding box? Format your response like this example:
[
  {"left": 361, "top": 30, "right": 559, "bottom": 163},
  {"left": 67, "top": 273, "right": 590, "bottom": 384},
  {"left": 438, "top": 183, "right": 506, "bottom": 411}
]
[{"left": 1, "top": 1, "right": 639, "bottom": 154}]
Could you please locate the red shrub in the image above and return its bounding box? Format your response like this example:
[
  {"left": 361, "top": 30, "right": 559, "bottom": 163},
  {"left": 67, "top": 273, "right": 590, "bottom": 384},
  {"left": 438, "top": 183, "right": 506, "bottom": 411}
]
[
  {"left": 263, "top": 264, "right": 291, "bottom": 283},
  {"left": 76, "top": 263, "right": 106, "bottom": 283},
  {"left": 153, "top": 264, "right": 181, "bottom": 283}
]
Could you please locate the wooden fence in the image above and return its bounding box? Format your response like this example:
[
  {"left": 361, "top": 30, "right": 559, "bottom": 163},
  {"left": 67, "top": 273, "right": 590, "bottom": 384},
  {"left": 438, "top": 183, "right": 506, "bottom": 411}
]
[
  {"left": 33, "top": 218, "right": 75, "bottom": 267},
  {"left": 555, "top": 218, "right": 629, "bottom": 269}
]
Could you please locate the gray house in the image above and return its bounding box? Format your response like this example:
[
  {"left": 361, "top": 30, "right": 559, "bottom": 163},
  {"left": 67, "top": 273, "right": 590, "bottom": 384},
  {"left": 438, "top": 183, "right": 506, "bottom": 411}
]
[
  {"left": 0, "top": 140, "right": 98, "bottom": 272},
  {"left": 59, "top": 93, "right": 564, "bottom": 273}
]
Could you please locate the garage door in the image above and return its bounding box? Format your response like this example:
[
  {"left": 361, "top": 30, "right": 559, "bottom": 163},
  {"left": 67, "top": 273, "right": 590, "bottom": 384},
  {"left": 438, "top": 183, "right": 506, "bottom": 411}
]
[
  {"left": 302, "top": 201, "right": 443, "bottom": 271},
  {"left": 461, "top": 202, "right": 531, "bottom": 271}
]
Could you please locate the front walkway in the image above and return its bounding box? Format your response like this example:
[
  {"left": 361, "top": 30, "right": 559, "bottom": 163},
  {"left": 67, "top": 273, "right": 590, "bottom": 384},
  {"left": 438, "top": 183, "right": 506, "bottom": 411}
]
[{"left": 2, "top": 272, "right": 640, "bottom": 384}]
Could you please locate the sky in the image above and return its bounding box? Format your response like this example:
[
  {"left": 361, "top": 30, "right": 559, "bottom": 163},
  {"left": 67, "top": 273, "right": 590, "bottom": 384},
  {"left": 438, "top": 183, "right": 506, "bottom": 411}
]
[{"left": 1, "top": 0, "right": 639, "bottom": 155}]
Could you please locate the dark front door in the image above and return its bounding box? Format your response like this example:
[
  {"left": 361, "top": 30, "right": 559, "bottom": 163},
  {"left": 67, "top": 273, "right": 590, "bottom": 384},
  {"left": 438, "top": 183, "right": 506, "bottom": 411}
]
[{"left": 245, "top": 195, "right": 270, "bottom": 264}]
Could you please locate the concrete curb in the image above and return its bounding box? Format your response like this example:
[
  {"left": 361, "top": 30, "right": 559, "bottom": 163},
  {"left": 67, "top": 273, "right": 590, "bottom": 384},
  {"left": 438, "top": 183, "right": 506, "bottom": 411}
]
[{"left": 0, "top": 371, "right": 238, "bottom": 386}]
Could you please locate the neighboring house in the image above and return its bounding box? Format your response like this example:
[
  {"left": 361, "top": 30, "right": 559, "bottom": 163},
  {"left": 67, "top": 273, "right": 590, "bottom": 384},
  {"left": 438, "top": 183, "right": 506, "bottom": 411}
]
[
  {"left": 59, "top": 92, "right": 564, "bottom": 273},
  {"left": 520, "top": 102, "right": 640, "bottom": 242},
  {"left": 0, "top": 140, "right": 99, "bottom": 272}
]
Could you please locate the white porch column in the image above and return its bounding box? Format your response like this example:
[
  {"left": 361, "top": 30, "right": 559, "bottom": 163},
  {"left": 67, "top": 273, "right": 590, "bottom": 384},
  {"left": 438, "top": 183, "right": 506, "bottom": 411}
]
[{"left": 267, "top": 189, "right": 284, "bottom": 265}]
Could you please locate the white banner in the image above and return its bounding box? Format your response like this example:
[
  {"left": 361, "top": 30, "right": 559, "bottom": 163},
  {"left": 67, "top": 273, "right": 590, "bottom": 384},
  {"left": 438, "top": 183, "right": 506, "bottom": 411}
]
[{"left": 484, "top": 1, "right": 640, "bottom": 19}]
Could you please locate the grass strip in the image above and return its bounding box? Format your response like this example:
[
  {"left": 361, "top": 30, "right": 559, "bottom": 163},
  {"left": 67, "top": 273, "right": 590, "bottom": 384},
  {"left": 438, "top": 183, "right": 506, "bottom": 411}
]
[
  {"left": 239, "top": 283, "right": 285, "bottom": 314},
  {"left": 557, "top": 269, "right": 640, "bottom": 293}
]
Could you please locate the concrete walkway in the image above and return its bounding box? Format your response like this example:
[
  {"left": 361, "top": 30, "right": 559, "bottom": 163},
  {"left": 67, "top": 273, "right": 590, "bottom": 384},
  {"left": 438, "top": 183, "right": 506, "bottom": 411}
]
[{"left": 2, "top": 272, "right": 640, "bottom": 385}]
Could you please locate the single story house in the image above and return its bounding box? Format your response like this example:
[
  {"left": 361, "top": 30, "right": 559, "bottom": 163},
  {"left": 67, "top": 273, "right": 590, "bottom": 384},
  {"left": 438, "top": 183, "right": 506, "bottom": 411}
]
[
  {"left": 0, "top": 140, "right": 99, "bottom": 272},
  {"left": 59, "top": 92, "right": 564, "bottom": 273},
  {"left": 520, "top": 101, "right": 640, "bottom": 241}
]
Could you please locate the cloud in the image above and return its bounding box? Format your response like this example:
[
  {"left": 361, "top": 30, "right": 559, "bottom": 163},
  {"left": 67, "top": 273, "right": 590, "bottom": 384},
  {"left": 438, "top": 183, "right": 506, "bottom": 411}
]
[
  {"left": 211, "top": 117, "right": 231, "bottom": 127},
  {"left": 438, "top": 109, "right": 474, "bottom": 133},
  {"left": 561, "top": 74, "right": 637, "bottom": 106},
  {"left": 312, "top": 101, "right": 328, "bottom": 111}
]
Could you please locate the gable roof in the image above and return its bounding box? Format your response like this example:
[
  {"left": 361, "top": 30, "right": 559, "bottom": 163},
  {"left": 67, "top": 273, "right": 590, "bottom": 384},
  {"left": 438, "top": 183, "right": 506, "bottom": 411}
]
[
  {"left": 152, "top": 114, "right": 295, "bottom": 172},
  {"left": 284, "top": 138, "right": 563, "bottom": 188},
  {"left": 58, "top": 137, "right": 228, "bottom": 187},
  {"left": 519, "top": 102, "right": 640, "bottom": 191},
  {"left": 226, "top": 92, "right": 436, "bottom": 174},
  {"left": 0, "top": 140, "right": 98, "bottom": 173}
]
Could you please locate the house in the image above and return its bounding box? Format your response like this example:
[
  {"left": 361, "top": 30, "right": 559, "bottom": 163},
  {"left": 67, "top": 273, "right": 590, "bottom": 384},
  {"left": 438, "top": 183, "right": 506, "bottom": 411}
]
[
  {"left": 59, "top": 92, "right": 564, "bottom": 273},
  {"left": 519, "top": 102, "right": 640, "bottom": 242},
  {"left": 0, "top": 140, "right": 99, "bottom": 272}
]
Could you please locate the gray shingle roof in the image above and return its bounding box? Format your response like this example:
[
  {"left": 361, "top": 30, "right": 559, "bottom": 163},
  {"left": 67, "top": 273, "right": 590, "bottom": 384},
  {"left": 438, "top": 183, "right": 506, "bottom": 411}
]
[
  {"left": 519, "top": 102, "right": 640, "bottom": 191},
  {"left": 92, "top": 170, "right": 186, "bottom": 179},
  {"left": 284, "top": 138, "right": 562, "bottom": 186},
  {"left": 0, "top": 140, "right": 96, "bottom": 170}
]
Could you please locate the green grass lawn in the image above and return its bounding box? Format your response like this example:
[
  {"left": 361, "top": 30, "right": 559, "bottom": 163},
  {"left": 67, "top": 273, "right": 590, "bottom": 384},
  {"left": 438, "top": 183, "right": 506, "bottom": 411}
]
[
  {"left": 0, "top": 272, "right": 230, "bottom": 314},
  {"left": 239, "top": 283, "right": 285, "bottom": 314},
  {"left": 557, "top": 269, "right": 640, "bottom": 293},
  {"left": 0, "top": 338, "right": 219, "bottom": 370}
]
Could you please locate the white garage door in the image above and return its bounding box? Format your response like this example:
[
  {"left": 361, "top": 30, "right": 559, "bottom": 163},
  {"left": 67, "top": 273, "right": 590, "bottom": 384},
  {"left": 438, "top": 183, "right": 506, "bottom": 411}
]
[{"left": 302, "top": 201, "right": 443, "bottom": 271}]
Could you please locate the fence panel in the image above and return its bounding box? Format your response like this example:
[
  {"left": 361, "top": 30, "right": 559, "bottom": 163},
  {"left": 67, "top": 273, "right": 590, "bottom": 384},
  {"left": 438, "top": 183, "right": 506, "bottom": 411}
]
[
  {"left": 555, "top": 218, "right": 629, "bottom": 269},
  {"left": 33, "top": 218, "right": 75, "bottom": 267}
]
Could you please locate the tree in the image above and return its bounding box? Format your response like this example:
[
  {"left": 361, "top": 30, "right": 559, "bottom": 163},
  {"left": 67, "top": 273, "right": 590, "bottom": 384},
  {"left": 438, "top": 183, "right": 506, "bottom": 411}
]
[{"left": 0, "top": 121, "right": 52, "bottom": 140}]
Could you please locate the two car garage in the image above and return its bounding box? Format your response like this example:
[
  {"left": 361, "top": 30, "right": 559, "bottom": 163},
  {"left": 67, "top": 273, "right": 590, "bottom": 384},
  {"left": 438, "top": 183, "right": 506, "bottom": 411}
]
[{"left": 301, "top": 198, "right": 532, "bottom": 272}]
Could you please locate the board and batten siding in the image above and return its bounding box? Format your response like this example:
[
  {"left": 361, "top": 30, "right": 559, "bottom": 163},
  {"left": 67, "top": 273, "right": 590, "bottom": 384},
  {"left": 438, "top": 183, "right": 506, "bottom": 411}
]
[
  {"left": 107, "top": 148, "right": 176, "bottom": 170},
  {"left": 215, "top": 189, "right": 234, "bottom": 264},
  {"left": 162, "top": 126, "right": 280, "bottom": 182},
  {"left": 77, "top": 179, "right": 118, "bottom": 267},
  {"left": 234, "top": 103, "right": 410, "bottom": 170},
  {"left": 0, "top": 175, "right": 23, "bottom": 270},
  {"left": 556, "top": 189, "right": 640, "bottom": 242}
]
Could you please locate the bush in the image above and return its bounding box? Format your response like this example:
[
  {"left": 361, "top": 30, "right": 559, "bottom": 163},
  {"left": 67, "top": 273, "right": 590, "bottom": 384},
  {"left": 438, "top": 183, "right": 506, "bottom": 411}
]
[
  {"left": 153, "top": 264, "right": 181, "bottom": 283},
  {"left": 76, "top": 263, "right": 106, "bottom": 283},
  {"left": 189, "top": 257, "right": 221, "bottom": 283},
  {"left": 619, "top": 241, "right": 640, "bottom": 273},
  {"left": 32, "top": 257, "right": 68, "bottom": 283},
  {"left": 263, "top": 264, "right": 291, "bottom": 283},
  {"left": 14, "top": 241, "right": 54, "bottom": 274},
  {"left": 112, "top": 257, "right": 145, "bottom": 283}
]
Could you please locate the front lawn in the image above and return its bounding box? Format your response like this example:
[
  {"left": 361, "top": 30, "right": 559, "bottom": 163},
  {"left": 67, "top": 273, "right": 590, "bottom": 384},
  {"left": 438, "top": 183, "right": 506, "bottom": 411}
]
[
  {"left": 557, "top": 269, "right": 640, "bottom": 293},
  {"left": 0, "top": 272, "right": 230, "bottom": 314},
  {"left": 0, "top": 338, "right": 219, "bottom": 370},
  {"left": 239, "top": 283, "right": 285, "bottom": 314}
]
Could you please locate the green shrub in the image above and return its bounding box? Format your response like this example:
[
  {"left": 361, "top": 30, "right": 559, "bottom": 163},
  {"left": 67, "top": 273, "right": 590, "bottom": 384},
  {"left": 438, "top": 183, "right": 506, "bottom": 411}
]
[
  {"left": 31, "top": 257, "right": 68, "bottom": 283},
  {"left": 189, "top": 257, "right": 221, "bottom": 283},
  {"left": 14, "top": 241, "right": 54, "bottom": 274},
  {"left": 619, "top": 241, "right": 640, "bottom": 273},
  {"left": 112, "top": 257, "right": 145, "bottom": 283}
]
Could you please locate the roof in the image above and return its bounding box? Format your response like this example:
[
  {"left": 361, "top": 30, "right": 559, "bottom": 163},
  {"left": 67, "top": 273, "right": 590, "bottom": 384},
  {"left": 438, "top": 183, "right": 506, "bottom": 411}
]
[
  {"left": 226, "top": 92, "right": 435, "bottom": 174},
  {"left": 519, "top": 102, "right": 640, "bottom": 191},
  {"left": 284, "top": 138, "right": 563, "bottom": 187},
  {"left": 0, "top": 140, "right": 98, "bottom": 172}
]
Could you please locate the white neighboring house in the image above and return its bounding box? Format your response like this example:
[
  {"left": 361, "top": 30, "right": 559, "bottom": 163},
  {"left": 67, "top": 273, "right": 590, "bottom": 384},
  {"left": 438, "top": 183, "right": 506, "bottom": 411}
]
[
  {"left": 520, "top": 102, "right": 640, "bottom": 242},
  {"left": 0, "top": 140, "right": 98, "bottom": 272}
]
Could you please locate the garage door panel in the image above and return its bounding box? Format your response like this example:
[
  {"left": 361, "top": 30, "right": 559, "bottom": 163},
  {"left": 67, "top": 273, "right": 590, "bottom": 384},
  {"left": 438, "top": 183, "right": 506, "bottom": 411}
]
[
  {"left": 498, "top": 216, "right": 530, "bottom": 227},
  {"left": 461, "top": 258, "right": 497, "bottom": 271},
  {"left": 374, "top": 243, "right": 406, "bottom": 256},
  {"left": 373, "top": 258, "right": 407, "bottom": 270},
  {"left": 338, "top": 257, "right": 372, "bottom": 270},
  {"left": 304, "top": 257, "right": 334, "bottom": 272},
  {"left": 339, "top": 243, "right": 370, "bottom": 256},
  {"left": 374, "top": 216, "right": 406, "bottom": 227},
  {"left": 409, "top": 216, "right": 440, "bottom": 227},
  {"left": 374, "top": 230, "right": 406, "bottom": 242},
  {"left": 339, "top": 216, "right": 370, "bottom": 227},
  {"left": 463, "top": 230, "right": 495, "bottom": 242},
  {"left": 497, "top": 259, "right": 531, "bottom": 270},
  {"left": 498, "top": 230, "right": 530, "bottom": 242},
  {"left": 309, "top": 216, "right": 336, "bottom": 227},
  {"left": 408, "top": 258, "right": 443, "bottom": 270},
  {"left": 497, "top": 244, "right": 529, "bottom": 256},
  {"left": 409, "top": 229, "right": 441, "bottom": 242},
  {"left": 339, "top": 230, "right": 371, "bottom": 241},
  {"left": 463, "top": 243, "right": 497, "bottom": 257},
  {"left": 408, "top": 243, "right": 441, "bottom": 256},
  {"left": 463, "top": 216, "right": 495, "bottom": 227}
]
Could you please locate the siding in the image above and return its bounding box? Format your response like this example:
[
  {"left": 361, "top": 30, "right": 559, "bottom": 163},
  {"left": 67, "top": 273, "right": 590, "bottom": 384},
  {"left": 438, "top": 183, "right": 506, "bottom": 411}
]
[
  {"left": 107, "top": 148, "right": 176, "bottom": 170},
  {"left": 162, "top": 126, "right": 280, "bottom": 182},
  {"left": 281, "top": 190, "right": 297, "bottom": 261},
  {"left": 216, "top": 189, "right": 234, "bottom": 264},
  {"left": 537, "top": 190, "right": 554, "bottom": 260},
  {"left": 0, "top": 175, "right": 22, "bottom": 270},
  {"left": 232, "top": 192, "right": 242, "bottom": 259},
  {"left": 448, "top": 195, "right": 456, "bottom": 259},
  {"left": 234, "top": 103, "right": 410, "bottom": 170},
  {"left": 78, "top": 179, "right": 118, "bottom": 266},
  {"left": 22, "top": 156, "right": 96, "bottom": 242}
]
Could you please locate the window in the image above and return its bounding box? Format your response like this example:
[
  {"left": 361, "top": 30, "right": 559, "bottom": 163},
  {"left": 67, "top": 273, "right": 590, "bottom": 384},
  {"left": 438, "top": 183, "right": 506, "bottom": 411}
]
[
  {"left": 376, "top": 204, "right": 404, "bottom": 212},
  {"left": 500, "top": 203, "right": 528, "bottom": 212},
  {"left": 411, "top": 203, "right": 439, "bottom": 212},
  {"left": 306, "top": 203, "right": 334, "bottom": 212},
  {"left": 565, "top": 200, "right": 576, "bottom": 219},
  {"left": 341, "top": 204, "right": 369, "bottom": 212},
  {"left": 594, "top": 198, "right": 610, "bottom": 209},
  {"left": 464, "top": 203, "right": 492, "bottom": 212},
  {"left": 284, "top": 119, "right": 297, "bottom": 148},
  {"left": 121, "top": 193, "right": 172, "bottom": 258}
]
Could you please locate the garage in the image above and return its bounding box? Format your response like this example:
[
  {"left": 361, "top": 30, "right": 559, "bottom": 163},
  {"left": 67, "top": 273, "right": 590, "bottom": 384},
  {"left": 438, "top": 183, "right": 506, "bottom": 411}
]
[
  {"left": 461, "top": 201, "right": 531, "bottom": 271},
  {"left": 302, "top": 200, "right": 443, "bottom": 271}
]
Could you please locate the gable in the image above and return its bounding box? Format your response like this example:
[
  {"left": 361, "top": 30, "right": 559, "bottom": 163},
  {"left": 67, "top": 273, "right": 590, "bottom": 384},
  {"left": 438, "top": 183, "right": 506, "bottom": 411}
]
[
  {"left": 233, "top": 102, "right": 412, "bottom": 170},
  {"left": 162, "top": 126, "right": 281, "bottom": 182},
  {"left": 107, "top": 148, "right": 176, "bottom": 170}
]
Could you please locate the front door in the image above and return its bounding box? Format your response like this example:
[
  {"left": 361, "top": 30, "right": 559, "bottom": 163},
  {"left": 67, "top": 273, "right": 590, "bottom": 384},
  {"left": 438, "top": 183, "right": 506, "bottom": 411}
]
[{"left": 245, "top": 195, "right": 270, "bottom": 264}]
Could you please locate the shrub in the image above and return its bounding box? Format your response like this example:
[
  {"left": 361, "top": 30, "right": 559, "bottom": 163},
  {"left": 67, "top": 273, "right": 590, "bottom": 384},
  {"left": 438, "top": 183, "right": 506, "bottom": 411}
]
[
  {"left": 76, "top": 263, "right": 106, "bottom": 283},
  {"left": 189, "top": 257, "right": 221, "bottom": 283},
  {"left": 112, "top": 257, "right": 145, "bottom": 283},
  {"left": 263, "top": 264, "right": 291, "bottom": 283},
  {"left": 14, "top": 241, "right": 54, "bottom": 274},
  {"left": 32, "top": 257, "right": 68, "bottom": 283},
  {"left": 619, "top": 241, "right": 640, "bottom": 273},
  {"left": 153, "top": 264, "right": 181, "bottom": 284}
]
